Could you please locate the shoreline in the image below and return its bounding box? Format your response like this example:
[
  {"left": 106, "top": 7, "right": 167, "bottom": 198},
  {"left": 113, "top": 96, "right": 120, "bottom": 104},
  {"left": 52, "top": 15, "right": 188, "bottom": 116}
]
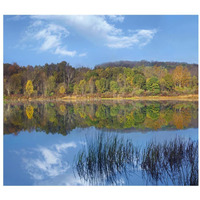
[{"left": 4, "top": 94, "right": 198, "bottom": 102}]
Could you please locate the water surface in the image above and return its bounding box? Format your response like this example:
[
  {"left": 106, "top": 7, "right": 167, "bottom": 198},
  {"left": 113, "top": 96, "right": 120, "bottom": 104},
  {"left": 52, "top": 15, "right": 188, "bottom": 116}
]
[{"left": 4, "top": 101, "right": 198, "bottom": 185}]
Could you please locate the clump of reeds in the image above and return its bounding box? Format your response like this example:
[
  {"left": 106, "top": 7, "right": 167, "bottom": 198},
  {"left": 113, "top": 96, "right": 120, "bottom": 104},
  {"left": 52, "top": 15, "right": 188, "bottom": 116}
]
[
  {"left": 141, "top": 137, "right": 198, "bottom": 185},
  {"left": 75, "top": 134, "right": 198, "bottom": 186},
  {"left": 75, "top": 133, "right": 140, "bottom": 185}
]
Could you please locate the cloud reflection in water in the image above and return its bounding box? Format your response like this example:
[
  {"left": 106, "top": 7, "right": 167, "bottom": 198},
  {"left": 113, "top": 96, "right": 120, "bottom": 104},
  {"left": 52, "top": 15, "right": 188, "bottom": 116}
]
[{"left": 22, "top": 142, "right": 77, "bottom": 182}]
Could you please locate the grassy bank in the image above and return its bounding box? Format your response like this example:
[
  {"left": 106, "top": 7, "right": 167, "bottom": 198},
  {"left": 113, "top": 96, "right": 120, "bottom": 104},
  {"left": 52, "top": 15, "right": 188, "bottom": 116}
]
[
  {"left": 4, "top": 94, "right": 198, "bottom": 103},
  {"left": 62, "top": 94, "right": 198, "bottom": 101}
]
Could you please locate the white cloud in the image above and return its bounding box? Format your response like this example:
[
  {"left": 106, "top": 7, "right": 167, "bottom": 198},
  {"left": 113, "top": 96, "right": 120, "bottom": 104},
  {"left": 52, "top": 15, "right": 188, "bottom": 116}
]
[
  {"left": 32, "top": 15, "right": 122, "bottom": 41},
  {"left": 55, "top": 47, "right": 76, "bottom": 57},
  {"left": 107, "top": 29, "right": 157, "bottom": 48},
  {"left": 40, "top": 35, "right": 60, "bottom": 50},
  {"left": 107, "top": 15, "right": 125, "bottom": 23},
  {"left": 78, "top": 52, "right": 87, "bottom": 57},
  {"left": 24, "top": 21, "right": 76, "bottom": 56},
  {"left": 33, "top": 23, "right": 69, "bottom": 51},
  {"left": 31, "top": 15, "right": 157, "bottom": 49}
]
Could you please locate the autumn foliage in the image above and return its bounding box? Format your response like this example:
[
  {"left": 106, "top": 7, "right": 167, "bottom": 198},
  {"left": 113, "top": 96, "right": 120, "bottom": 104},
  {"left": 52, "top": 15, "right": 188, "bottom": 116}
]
[
  {"left": 25, "top": 80, "right": 34, "bottom": 97},
  {"left": 3, "top": 61, "right": 198, "bottom": 98}
]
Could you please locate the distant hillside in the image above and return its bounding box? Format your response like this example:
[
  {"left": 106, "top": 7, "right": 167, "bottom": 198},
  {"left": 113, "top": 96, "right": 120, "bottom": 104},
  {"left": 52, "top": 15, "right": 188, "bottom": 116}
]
[{"left": 95, "top": 60, "right": 198, "bottom": 76}]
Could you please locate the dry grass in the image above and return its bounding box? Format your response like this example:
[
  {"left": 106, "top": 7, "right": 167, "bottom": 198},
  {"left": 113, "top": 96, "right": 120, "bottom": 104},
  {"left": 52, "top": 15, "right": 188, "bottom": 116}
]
[
  {"left": 5, "top": 94, "right": 198, "bottom": 102},
  {"left": 62, "top": 94, "right": 198, "bottom": 102}
]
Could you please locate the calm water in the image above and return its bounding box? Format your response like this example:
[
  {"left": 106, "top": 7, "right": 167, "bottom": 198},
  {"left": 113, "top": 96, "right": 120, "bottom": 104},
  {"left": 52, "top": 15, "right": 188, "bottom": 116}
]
[{"left": 4, "top": 101, "right": 198, "bottom": 185}]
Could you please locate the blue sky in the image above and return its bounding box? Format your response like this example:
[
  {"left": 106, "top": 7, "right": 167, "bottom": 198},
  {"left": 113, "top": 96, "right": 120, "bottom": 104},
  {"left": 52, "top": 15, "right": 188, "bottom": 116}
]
[{"left": 3, "top": 15, "right": 198, "bottom": 68}]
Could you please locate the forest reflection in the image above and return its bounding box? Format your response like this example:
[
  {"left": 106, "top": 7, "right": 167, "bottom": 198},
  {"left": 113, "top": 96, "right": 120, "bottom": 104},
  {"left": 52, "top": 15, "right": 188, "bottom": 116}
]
[
  {"left": 4, "top": 101, "right": 198, "bottom": 135},
  {"left": 75, "top": 133, "right": 198, "bottom": 185}
]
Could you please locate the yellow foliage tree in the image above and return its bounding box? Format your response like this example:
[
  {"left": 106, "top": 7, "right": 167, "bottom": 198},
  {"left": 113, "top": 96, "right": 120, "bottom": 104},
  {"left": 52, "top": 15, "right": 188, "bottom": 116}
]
[
  {"left": 26, "top": 80, "right": 33, "bottom": 97},
  {"left": 172, "top": 66, "right": 191, "bottom": 87},
  {"left": 172, "top": 66, "right": 183, "bottom": 87},
  {"left": 182, "top": 68, "right": 191, "bottom": 87}
]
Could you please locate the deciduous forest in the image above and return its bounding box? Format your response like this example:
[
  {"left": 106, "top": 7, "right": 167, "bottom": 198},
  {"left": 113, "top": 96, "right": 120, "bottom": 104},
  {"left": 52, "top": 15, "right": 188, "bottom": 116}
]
[{"left": 3, "top": 60, "right": 198, "bottom": 99}]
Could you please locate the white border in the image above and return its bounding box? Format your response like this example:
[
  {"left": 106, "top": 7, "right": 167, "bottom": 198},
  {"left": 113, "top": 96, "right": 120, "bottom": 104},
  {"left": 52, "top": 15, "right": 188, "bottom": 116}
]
[{"left": 0, "top": 1, "right": 199, "bottom": 200}]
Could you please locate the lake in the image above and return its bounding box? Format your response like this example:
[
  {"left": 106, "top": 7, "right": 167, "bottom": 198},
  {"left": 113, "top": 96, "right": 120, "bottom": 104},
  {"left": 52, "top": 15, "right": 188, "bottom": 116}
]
[{"left": 3, "top": 101, "right": 198, "bottom": 186}]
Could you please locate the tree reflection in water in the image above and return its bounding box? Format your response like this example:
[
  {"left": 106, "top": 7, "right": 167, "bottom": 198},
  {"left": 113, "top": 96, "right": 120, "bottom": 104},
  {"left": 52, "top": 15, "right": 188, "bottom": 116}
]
[
  {"left": 75, "top": 134, "right": 198, "bottom": 185},
  {"left": 4, "top": 101, "right": 198, "bottom": 135}
]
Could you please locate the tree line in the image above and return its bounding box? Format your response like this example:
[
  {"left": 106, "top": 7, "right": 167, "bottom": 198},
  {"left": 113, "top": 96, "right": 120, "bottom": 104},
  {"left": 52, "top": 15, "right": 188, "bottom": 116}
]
[{"left": 3, "top": 61, "right": 198, "bottom": 98}]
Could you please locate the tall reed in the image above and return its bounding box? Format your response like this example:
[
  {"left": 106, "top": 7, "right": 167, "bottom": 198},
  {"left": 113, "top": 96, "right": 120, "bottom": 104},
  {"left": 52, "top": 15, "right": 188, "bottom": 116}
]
[{"left": 75, "top": 134, "right": 198, "bottom": 185}]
